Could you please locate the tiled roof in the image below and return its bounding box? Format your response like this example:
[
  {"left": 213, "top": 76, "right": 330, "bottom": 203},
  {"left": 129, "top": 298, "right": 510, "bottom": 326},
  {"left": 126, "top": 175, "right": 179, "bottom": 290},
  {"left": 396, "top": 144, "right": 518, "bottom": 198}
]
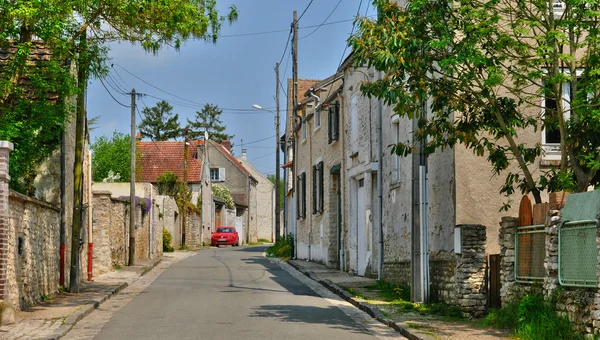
[
  {"left": 138, "top": 140, "right": 204, "bottom": 183},
  {"left": 210, "top": 141, "right": 251, "bottom": 176},
  {"left": 231, "top": 193, "right": 247, "bottom": 207},
  {"left": 286, "top": 78, "right": 320, "bottom": 132}
]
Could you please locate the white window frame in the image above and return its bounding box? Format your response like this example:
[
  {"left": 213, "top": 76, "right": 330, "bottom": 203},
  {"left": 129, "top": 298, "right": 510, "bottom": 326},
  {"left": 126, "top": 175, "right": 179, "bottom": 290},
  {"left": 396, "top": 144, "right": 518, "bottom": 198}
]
[{"left": 210, "top": 168, "right": 225, "bottom": 182}]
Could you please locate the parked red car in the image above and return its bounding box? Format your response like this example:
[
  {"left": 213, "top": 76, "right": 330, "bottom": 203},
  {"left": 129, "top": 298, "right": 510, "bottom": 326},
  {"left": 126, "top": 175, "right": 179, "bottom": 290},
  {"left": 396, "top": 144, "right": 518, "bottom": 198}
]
[{"left": 211, "top": 227, "right": 239, "bottom": 247}]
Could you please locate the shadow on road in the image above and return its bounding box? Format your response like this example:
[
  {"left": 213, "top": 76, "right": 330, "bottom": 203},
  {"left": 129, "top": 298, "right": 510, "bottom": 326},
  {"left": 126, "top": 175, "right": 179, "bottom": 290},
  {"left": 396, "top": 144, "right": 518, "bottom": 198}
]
[{"left": 249, "top": 304, "right": 371, "bottom": 335}]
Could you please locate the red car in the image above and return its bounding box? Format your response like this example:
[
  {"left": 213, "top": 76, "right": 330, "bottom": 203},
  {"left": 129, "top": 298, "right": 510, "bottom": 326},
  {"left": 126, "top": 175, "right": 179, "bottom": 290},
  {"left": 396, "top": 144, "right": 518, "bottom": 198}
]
[{"left": 211, "top": 227, "right": 239, "bottom": 247}]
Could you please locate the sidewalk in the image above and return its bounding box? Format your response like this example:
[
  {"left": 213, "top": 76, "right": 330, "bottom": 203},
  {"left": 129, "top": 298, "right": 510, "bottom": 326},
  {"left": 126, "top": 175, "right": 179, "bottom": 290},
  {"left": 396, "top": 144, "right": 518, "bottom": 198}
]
[
  {"left": 0, "top": 254, "right": 173, "bottom": 340},
  {"left": 287, "top": 260, "right": 511, "bottom": 340}
]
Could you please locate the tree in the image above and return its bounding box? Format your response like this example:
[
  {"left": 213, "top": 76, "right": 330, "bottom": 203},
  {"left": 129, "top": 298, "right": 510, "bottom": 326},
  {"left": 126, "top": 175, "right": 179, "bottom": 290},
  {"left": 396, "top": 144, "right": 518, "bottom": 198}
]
[
  {"left": 139, "top": 100, "right": 182, "bottom": 141},
  {"left": 91, "top": 131, "right": 131, "bottom": 182},
  {"left": 1, "top": 0, "right": 238, "bottom": 292},
  {"left": 188, "top": 104, "right": 234, "bottom": 143},
  {"left": 268, "top": 174, "right": 284, "bottom": 209},
  {"left": 349, "top": 0, "right": 600, "bottom": 209}
]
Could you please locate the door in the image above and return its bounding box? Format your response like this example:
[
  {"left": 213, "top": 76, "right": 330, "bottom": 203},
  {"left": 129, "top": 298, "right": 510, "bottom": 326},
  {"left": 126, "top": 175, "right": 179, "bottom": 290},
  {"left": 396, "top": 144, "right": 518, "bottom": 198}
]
[
  {"left": 357, "top": 178, "right": 367, "bottom": 276},
  {"left": 337, "top": 177, "right": 343, "bottom": 270},
  {"left": 235, "top": 211, "right": 244, "bottom": 245},
  {"left": 215, "top": 208, "right": 222, "bottom": 228},
  {"left": 488, "top": 254, "right": 501, "bottom": 308}
]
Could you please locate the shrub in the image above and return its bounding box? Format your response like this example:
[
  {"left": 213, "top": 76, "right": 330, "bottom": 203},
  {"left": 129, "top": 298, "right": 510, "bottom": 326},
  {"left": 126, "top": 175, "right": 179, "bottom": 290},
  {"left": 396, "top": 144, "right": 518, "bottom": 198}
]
[
  {"left": 267, "top": 233, "right": 294, "bottom": 259},
  {"left": 162, "top": 228, "right": 174, "bottom": 252}
]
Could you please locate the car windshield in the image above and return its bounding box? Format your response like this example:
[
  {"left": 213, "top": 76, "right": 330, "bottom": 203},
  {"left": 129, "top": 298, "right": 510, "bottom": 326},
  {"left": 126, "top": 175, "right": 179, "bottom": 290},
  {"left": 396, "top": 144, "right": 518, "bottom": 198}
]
[{"left": 217, "top": 228, "right": 233, "bottom": 233}]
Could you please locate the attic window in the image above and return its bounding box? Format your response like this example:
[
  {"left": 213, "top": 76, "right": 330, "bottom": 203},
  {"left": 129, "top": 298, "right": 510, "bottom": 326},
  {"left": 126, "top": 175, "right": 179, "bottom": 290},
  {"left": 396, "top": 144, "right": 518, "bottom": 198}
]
[{"left": 210, "top": 168, "right": 225, "bottom": 182}]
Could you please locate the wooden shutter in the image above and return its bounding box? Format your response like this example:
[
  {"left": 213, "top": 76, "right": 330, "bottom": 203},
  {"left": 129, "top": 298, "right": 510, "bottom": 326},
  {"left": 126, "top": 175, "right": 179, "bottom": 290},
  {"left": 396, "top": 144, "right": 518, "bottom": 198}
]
[
  {"left": 302, "top": 172, "right": 306, "bottom": 219},
  {"left": 296, "top": 175, "right": 301, "bottom": 219},
  {"left": 312, "top": 165, "right": 317, "bottom": 214},
  {"left": 328, "top": 106, "right": 333, "bottom": 143},
  {"left": 333, "top": 102, "right": 339, "bottom": 141},
  {"left": 219, "top": 168, "right": 226, "bottom": 182},
  {"left": 319, "top": 161, "right": 324, "bottom": 213}
]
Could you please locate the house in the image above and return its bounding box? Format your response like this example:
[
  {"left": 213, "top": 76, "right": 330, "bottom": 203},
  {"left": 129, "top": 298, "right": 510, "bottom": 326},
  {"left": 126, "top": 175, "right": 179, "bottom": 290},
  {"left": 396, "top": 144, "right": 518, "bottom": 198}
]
[
  {"left": 134, "top": 139, "right": 213, "bottom": 246},
  {"left": 282, "top": 78, "right": 321, "bottom": 247},
  {"left": 205, "top": 140, "right": 258, "bottom": 244},
  {"left": 291, "top": 73, "right": 345, "bottom": 268},
  {"left": 237, "top": 149, "right": 276, "bottom": 242}
]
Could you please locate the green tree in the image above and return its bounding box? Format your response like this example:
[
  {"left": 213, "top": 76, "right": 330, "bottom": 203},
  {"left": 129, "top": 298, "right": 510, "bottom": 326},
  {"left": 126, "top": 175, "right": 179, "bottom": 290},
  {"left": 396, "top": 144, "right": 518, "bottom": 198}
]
[
  {"left": 188, "top": 103, "right": 234, "bottom": 143},
  {"left": 90, "top": 131, "right": 131, "bottom": 182},
  {"left": 268, "top": 174, "right": 284, "bottom": 208},
  {"left": 139, "top": 100, "right": 182, "bottom": 141},
  {"left": 349, "top": 0, "right": 600, "bottom": 209}
]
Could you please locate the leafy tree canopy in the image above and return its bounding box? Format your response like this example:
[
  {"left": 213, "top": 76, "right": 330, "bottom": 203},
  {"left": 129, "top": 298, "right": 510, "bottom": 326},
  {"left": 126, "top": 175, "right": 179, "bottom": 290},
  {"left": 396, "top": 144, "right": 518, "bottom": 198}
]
[
  {"left": 349, "top": 0, "right": 600, "bottom": 209},
  {"left": 90, "top": 131, "right": 131, "bottom": 182},
  {"left": 188, "top": 103, "right": 234, "bottom": 143},
  {"left": 139, "top": 100, "right": 182, "bottom": 141},
  {"left": 0, "top": 0, "right": 238, "bottom": 194}
]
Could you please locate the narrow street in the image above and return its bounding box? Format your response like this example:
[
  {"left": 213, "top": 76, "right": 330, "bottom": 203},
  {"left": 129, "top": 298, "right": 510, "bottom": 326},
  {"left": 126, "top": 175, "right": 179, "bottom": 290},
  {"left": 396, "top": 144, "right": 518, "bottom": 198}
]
[{"left": 64, "top": 246, "right": 404, "bottom": 340}]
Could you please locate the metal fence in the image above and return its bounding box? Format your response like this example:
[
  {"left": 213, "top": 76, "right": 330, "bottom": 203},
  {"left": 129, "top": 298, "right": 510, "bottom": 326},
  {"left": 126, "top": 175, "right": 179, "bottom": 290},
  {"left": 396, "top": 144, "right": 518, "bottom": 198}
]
[
  {"left": 559, "top": 220, "right": 598, "bottom": 287},
  {"left": 515, "top": 225, "right": 546, "bottom": 282}
]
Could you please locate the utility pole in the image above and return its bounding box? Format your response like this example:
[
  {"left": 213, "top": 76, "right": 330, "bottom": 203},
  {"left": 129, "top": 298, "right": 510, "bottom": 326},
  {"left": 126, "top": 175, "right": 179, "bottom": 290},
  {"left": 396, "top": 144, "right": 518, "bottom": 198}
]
[
  {"left": 275, "top": 63, "right": 281, "bottom": 242},
  {"left": 291, "top": 10, "right": 299, "bottom": 258},
  {"left": 129, "top": 88, "right": 136, "bottom": 266},
  {"left": 182, "top": 126, "right": 189, "bottom": 247}
]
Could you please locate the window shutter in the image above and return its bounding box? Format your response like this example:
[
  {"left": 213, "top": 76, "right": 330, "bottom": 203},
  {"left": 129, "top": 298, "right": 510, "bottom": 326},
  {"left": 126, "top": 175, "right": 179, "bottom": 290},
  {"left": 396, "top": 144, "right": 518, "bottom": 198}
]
[
  {"left": 312, "top": 165, "right": 317, "bottom": 214},
  {"left": 302, "top": 172, "right": 306, "bottom": 219},
  {"left": 333, "top": 102, "right": 339, "bottom": 141},
  {"left": 328, "top": 106, "right": 333, "bottom": 143},
  {"left": 219, "top": 168, "right": 226, "bottom": 182},
  {"left": 319, "top": 161, "right": 324, "bottom": 213},
  {"left": 296, "top": 175, "right": 301, "bottom": 219}
]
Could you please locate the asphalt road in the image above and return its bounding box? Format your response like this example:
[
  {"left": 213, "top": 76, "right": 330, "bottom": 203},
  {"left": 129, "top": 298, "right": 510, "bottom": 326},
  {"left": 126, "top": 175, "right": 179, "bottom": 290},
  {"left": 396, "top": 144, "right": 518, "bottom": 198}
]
[{"left": 89, "top": 246, "right": 403, "bottom": 340}]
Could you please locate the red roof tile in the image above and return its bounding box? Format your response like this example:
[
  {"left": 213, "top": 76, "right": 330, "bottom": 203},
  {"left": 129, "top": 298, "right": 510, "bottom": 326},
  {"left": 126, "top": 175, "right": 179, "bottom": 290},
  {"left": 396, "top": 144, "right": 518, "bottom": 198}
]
[
  {"left": 138, "top": 140, "right": 204, "bottom": 183},
  {"left": 211, "top": 141, "right": 251, "bottom": 176}
]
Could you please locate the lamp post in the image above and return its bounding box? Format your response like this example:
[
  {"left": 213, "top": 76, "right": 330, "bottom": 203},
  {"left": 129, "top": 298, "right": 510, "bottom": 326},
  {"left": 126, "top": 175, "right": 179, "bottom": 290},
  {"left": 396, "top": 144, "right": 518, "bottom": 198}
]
[{"left": 252, "top": 104, "right": 281, "bottom": 242}]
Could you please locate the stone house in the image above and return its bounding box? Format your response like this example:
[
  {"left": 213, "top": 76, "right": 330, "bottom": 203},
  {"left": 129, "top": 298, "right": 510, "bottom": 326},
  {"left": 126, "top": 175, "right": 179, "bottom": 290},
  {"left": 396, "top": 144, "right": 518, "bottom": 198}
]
[
  {"left": 237, "top": 150, "right": 275, "bottom": 242},
  {"left": 282, "top": 78, "right": 321, "bottom": 245},
  {"left": 205, "top": 140, "right": 258, "bottom": 244},
  {"left": 137, "top": 139, "right": 213, "bottom": 246},
  {"left": 291, "top": 74, "right": 345, "bottom": 268}
]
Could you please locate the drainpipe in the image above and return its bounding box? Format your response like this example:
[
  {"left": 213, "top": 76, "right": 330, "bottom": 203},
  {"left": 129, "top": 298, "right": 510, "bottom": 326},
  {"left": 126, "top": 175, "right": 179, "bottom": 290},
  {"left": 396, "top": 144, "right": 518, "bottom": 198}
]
[
  {"left": 60, "top": 129, "right": 66, "bottom": 287},
  {"left": 377, "top": 71, "right": 384, "bottom": 281},
  {"left": 87, "top": 149, "right": 93, "bottom": 281},
  {"left": 150, "top": 185, "right": 154, "bottom": 259}
]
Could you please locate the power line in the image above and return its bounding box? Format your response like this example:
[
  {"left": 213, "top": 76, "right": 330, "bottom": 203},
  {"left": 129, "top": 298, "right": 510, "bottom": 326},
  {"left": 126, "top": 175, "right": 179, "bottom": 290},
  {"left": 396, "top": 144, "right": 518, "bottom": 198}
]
[
  {"left": 278, "top": 29, "right": 293, "bottom": 66},
  {"left": 300, "top": 0, "right": 343, "bottom": 40},
  {"left": 242, "top": 135, "right": 277, "bottom": 146},
  {"left": 98, "top": 78, "right": 130, "bottom": 108},
  {"left": 217, "top": 17, "right": 362, "bottom": 39},
  {"left": 249, "top": 151, "right": 276, "bottom": 162},
  {"left": 297, "top": 0, "right": 315, "bottom": 22}
]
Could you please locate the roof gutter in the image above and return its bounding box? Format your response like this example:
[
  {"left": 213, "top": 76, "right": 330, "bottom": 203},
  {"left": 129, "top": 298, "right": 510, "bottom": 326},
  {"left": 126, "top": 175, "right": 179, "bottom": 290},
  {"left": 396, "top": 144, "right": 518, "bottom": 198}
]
[{"left": 307, "top": 88, "right": 321, "bottom": 110}]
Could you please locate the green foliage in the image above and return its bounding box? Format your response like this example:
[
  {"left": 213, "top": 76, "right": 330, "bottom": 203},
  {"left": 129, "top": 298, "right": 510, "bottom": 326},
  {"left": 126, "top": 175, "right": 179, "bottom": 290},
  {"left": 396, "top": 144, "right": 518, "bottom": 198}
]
[
  {"left": 368, "top": 280, "right": 411, "bottom": 301},
  {"left": 212, "top": 184, "right": 234, "bottom": 209},
  {"left": 349, "top": 0, "right": 600, "bottom": 207},
  {"left": 187, "top": 104, "right": 234, "bottom": 143},
  {"left": 156, "top": 171, "right": 179, "bottom": 196},
  {"left": 483, "top": 294, "right": 584, "bottom": 340},
  {"left": 90, "top": 131, "right": 131, "bottom": 182},
  {"left": 266, "top": 233, "right": 294, "bottom": 259},
  {"left": 162, "top": 228, "right": 174, "bottom": 252},
  {"left": 1, "top": 0, "right": 238, "bottom": 194},
  {"left": 139, "top": 100, "right": 182, "bottom": 141}
]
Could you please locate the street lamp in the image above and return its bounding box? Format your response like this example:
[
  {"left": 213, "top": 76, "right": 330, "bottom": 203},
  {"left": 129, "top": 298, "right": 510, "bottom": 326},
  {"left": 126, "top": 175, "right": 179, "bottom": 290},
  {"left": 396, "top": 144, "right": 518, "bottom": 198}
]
[{"left": 252, "top": 104, "right": 281, "bottom": 242}]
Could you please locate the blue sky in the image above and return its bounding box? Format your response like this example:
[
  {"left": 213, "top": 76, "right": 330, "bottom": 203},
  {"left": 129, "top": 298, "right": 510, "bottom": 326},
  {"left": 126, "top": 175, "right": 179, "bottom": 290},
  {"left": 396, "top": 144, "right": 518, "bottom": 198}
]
[{"left": 88, "top": 0, "right": 375, "bottom": 177}]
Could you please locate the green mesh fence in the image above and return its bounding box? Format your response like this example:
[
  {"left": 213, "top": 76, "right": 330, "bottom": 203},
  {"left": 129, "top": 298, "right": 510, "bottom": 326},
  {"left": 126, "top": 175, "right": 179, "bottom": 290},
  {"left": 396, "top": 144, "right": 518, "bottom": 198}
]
[
  {"left": 559, "top": 220, "right": 598, "bottom": 287},
  {"left": 515, "top": 225, "right": 546, "bottom": 282}
]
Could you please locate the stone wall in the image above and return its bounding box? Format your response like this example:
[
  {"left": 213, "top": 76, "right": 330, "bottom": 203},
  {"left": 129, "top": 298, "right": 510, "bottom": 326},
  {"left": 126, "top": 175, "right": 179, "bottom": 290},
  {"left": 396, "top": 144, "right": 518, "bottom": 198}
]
[
  {"left": 430, "top": 256, "right": 457, "bottom": 304},
  {"left": 7, "top": 192, "right": 60, "bottom": 310},
  {"left": 454, "top": 224, "right": 487, "bottom": 317},
  {"left": 184, "top": 208, "right": 202, "bottom": 247},
  {"left": 381, "top": 261, "right": 411, "bottom": 286}
]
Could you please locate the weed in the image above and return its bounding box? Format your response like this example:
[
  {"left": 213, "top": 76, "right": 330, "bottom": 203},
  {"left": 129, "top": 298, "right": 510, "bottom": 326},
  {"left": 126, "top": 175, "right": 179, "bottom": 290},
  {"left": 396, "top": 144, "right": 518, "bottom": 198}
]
[
  {"left": 179, "top": 244, "right": 189, "bottom": 251},
  {"left": 162, "top": 229, "right": 174, "bottom": 252},
  {"left": 258, "top": 238, "right": 271, "bottom": 243},
  {"left": 483, "top": 294, "right": 585, "bottom": 340},
  {"left": 115, "top": 264, "right": 122, "bottom": 270},
  {"left": 58, "top": 285, "right": 66, "bottom": 292},
  {"left": 266, "top": 233, "right": 294, "bottom": 259},
  {"left": 341, "top": 286, "right": 367, "bottom": 300}
]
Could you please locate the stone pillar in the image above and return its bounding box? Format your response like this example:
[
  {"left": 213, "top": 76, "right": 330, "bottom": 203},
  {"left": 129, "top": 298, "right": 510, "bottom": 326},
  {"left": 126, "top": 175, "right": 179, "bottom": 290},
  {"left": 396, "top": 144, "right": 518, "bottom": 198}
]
[
  {"left": 0, "top": 141, "right": 15, "bottom": 325},
  {"left": 543, "top": 210, "right": 561, "bottom": 297},
  {"left": 455, "top": 224, "right": 487, "bottom": 317},
  {"left": 499, "top": 217, "right": 517, "bottom": 304}
]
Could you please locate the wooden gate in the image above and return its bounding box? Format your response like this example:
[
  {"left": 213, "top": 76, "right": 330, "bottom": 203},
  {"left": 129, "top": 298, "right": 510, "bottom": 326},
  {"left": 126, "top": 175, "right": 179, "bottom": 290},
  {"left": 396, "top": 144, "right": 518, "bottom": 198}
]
[{"left": 488, "top": 254, "right": 501, "bottom": 308}]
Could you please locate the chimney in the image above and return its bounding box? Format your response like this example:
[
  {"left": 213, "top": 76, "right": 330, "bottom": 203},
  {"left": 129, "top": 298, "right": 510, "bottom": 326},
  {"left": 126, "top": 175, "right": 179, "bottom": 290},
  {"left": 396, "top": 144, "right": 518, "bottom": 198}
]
[
  {"left": 136, "top": 132, "right": 142, "bottom": 140},
  {"left": 222, "top": 140, "right": 232, "bottom": 153},
  {"left": 241, "top": 149, "right": 247, "bottom": 160}
]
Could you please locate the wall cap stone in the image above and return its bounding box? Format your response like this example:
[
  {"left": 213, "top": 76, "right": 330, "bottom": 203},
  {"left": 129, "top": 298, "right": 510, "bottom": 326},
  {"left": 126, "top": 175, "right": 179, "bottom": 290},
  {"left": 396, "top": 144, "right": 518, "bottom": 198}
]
[
  {"left": 9, "top": 190, "right": 60, "bottom": 212},
  {"left": 0, "top": 141, "right": 14, "bottom": 151},
  {"left": 92, "top": 190, "right": 113, "bottom": 196}
]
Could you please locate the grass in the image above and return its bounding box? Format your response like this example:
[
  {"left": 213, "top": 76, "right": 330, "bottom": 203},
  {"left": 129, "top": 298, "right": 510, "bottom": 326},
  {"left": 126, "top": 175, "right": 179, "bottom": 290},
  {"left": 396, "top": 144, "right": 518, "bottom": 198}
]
[
  {"left": 114, "top": 264, "right": 122, "bottom": 270},
  {"left": 266, "top": 234, "right": 294, "bottom": 260},
  {"left": 482, "top": 294, "right": 586, "bottom": 340},
  {"left": 362, "top": 280, "right": 466, "bottom": 320},
  {"left": 341, "top": 286, "right": 367, "bottom": 300},
  {"left": 258, "top": 238, "right": 271, "bottom": 243}
]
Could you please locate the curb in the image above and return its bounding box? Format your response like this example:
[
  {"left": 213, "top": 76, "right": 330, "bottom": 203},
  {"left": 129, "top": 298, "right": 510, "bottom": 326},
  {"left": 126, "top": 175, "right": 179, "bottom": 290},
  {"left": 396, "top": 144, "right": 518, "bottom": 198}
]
[
  {"left": 49, "top": 258, "right": 163, "bottom": 340},
  {"left": 286, "top": 261, "right": 433, "bottom": 340}
]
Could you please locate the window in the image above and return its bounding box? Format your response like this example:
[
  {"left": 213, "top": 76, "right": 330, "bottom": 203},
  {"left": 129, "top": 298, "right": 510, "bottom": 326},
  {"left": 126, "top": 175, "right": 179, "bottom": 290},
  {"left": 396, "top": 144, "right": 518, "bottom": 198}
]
[
  {"left": 542, "top": 76, "right": 577, "bottom": 159},
  {"left": 392, "top": 116, "right": 401, "bottom": 182},
  {"left": 312, "top": 161, "right": 324, "bottom": 214},
  {"left": 210, "top": 168, "right": 225, "bottom": 182},
  {"left": 297, "top": 172, "right": 306, "bottom": 219},
  {"left": 315, "top": 108, "right": 321, "bottom": 129},
  {"left": 301, "top": 120, "right": 307, "bottom": 141},
  {"left": 328, "top": 102, "right": 340, "bottom": 143}
]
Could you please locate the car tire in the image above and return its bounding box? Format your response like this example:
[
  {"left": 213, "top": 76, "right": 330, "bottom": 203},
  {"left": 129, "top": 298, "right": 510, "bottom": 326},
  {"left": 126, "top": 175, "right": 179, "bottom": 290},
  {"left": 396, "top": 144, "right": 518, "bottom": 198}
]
[{"left": 215, "top": 244, "right": 219, "bottom": 248}]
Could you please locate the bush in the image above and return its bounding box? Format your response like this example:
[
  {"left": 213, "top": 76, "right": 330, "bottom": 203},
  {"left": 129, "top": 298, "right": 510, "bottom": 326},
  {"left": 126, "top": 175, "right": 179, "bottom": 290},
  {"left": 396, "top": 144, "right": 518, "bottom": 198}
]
[
  {"left": 267, "top": 233, "right": 294, "bottom": 259},
  {"left": 162, "top": 229, "right": 174, "bottom": 252},
  {"left": 483, "top": 294, "right": 585, "bottom": 340}
]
